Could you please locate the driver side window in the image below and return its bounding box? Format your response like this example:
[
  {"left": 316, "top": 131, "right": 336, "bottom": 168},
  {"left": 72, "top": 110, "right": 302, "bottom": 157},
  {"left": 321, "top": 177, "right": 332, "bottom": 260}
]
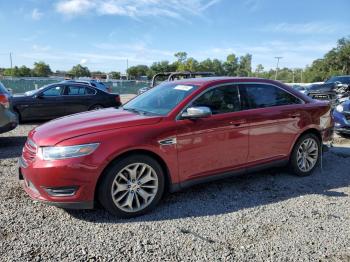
[
  {"left": 42, "top": 86, "right": 64, "bottom": 97},
  {"left": 191, "top": 85, "right": 240, "bottom": 114}
]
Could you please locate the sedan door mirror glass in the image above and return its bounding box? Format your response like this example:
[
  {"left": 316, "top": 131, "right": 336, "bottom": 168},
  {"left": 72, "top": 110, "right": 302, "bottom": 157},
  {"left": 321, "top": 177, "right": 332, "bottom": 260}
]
[{"left": 181, "top": 106, "right": 212, "bottom": 119}]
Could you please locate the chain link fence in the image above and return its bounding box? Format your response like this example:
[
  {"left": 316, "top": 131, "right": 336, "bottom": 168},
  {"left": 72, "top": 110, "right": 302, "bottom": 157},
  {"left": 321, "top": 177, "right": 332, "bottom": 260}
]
[{"left": 0, "top": 77, "right": 150, "bottom": 95}]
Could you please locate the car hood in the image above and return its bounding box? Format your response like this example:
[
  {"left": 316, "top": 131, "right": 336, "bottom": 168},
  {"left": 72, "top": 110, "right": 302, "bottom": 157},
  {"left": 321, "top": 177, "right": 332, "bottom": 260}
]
[
  {"left": 30, "top": 108, "right": 162, "bottom": 146},
  {"left": 308, "top": 83, "right": 334, "bottom": 92}
]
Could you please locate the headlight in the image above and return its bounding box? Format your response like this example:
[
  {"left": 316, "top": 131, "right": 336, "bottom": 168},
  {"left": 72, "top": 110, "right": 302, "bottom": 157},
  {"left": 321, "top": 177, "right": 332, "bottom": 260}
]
[
  {"left": 335, "top": 104, "right": 344, "bottom": 113},
  {"left": 40, "top": 143, "right": 99, "bottom": 160}
]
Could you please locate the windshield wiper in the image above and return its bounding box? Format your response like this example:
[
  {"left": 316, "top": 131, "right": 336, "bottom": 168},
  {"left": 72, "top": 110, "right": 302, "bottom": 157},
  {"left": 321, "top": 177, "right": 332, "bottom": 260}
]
[{"left": 123, "top": 107, "right": 153, "bottom": 116}]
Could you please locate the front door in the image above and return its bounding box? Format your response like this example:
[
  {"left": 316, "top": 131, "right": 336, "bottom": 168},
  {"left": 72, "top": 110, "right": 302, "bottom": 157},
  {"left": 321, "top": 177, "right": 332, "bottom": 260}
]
[
  {"left": 29, "top": 85, "right": 66, "bottom": 119},
  {"left": 176, "top": 84, "right": 249, "bottom": 182}
]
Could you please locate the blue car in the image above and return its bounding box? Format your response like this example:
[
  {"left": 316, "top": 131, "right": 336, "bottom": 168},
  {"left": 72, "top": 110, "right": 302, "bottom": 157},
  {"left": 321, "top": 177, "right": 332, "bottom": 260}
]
[{"left": 333, "top": 100, "right": 350, "bottom": 136}]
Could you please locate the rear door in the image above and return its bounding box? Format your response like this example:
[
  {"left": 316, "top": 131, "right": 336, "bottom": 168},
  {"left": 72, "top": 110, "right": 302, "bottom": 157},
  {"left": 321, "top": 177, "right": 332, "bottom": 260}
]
[
  {"left": 176, "top": 84, "right": 249, "bottom": 181},
  {"left": 239, "top": 83, "right": 303, "bottom": 164},
  {"left": 64, "top": 85, "right": 97, "bottom": 115}
]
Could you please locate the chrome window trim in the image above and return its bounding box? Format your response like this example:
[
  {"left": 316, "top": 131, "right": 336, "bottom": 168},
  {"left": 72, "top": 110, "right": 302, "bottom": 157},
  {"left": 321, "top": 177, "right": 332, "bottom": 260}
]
[{"left": 176, "top": 81, "right": 305, "bottom": 120}]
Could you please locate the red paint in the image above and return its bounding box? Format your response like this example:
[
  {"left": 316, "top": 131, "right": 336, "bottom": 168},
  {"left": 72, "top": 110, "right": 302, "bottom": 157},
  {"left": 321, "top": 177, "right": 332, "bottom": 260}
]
[{"left": 20, "top": 77, "right": 333, "bottom": 206}]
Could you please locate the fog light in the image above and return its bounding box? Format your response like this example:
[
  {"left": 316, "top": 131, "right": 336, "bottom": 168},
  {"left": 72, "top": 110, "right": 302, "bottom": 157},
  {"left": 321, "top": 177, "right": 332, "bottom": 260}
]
[
  {"left": 43, "top": 186, "right": 78, "bottom": 197},
  {"left": 25, "top": 179, "right": 39, "bottom": 194}
]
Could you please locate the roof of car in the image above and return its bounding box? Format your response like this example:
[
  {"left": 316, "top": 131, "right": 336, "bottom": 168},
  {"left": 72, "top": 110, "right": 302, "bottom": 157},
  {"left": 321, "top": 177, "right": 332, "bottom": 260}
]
[{"left": 167, "top": 76, "right": 276, "bottom": 86}]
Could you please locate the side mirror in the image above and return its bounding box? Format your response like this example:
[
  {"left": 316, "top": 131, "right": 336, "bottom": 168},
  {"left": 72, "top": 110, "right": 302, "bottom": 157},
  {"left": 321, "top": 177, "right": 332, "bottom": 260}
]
[
  {"left": 34, "top": 93, "right": 43, "bottom": 99},
  {"left": 181, "top": 106, "right": 212, "bottom": 119}
]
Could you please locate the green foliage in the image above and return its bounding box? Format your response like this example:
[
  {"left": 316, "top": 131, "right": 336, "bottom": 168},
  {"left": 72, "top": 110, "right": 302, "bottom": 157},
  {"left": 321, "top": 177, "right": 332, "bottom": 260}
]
[
  {"left": 304, "top": 37, "right": 350, "bottom": 82},
  {"left": 69, "top": 64, "right": 91, "bottom": 77},
  {"left": 127, "top": 65, "right": 149, "bottom": 79},
  {"left": 32, "top": 61, "right": 52, "bottom": 77},
  {"left": 109, "top": 71, "right": 121, "bottom": 79}
]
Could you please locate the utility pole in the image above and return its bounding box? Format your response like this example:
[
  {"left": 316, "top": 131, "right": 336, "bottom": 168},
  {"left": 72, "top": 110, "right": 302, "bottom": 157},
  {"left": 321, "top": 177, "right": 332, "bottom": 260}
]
[
  {"left": 301, "top": 70, "right": 303, "bottom": 83},
  {"left": 274, "top": 56, "right": 282, "bottom": 80},
  {"left": 292, "top": 69, "right": 295, "bottom": 83},
  {"left": 9, "top": 52, "right": 13, "bottom": 70},
  {"left": 126, "top": 59, "right": 129, "bottom": 80}
]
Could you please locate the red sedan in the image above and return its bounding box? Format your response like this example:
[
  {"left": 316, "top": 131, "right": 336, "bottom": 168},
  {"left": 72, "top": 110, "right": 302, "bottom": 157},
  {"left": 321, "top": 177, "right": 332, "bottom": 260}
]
[{"left": 19, "top": 77, "right": 333, "bottom": 217}]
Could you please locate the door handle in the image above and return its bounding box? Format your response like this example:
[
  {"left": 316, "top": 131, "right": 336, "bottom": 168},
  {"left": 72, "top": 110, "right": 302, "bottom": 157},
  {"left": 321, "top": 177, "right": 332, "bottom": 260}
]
[
  {"left": 229, "top": 119, "right": 247, "bottom": 126},
  {"left": 289, "top": 113, "right": 300, "bottom": 118}
]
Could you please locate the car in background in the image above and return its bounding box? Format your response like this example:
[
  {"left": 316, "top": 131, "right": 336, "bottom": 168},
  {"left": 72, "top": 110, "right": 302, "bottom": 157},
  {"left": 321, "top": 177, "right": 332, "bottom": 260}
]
[
  {"left": 138, "top": 71, "right": 215, "bottom": 95},
  {"left": 333, "top": 100, "right": 350, "bottom": 137},
  {"left": 19, "top": 77, "right": 333, "bottom": 218},
  {"left": 0, "top": 82, "right": 18, "bottom": 133},
  {"left": 12, "top": 81, "right": 121, "bottom": 121},
  {"left": 291, "top": 85, "right": 308, "bottom": 94},
  {"left": 306, "top": 75, "right": 350, "bottom": 103}
]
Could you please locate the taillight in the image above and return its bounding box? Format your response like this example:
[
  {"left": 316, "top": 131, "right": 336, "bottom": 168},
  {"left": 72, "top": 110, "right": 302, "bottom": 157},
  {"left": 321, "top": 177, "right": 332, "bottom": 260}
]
[
  {"left": 0, "top": 94, "right": 9, "bottom": 109},
  {"left": 115, "top": 95, "right": 121, "bottom": 104}
]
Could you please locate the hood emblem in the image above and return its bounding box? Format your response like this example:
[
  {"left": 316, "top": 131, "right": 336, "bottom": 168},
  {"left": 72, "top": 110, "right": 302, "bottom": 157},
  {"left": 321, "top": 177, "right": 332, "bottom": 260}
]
[{"left": 158, "top": 137, "right": 177, "bottom": 146}]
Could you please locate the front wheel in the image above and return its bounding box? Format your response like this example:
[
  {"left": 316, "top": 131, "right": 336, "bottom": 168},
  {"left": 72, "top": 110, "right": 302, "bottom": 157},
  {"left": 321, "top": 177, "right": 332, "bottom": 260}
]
[
  {"left": 290, "top": 133, "right": 321, "bottom": 176},
  {"left": 98, "top": 155, "right": 165, "bottom": 218}
]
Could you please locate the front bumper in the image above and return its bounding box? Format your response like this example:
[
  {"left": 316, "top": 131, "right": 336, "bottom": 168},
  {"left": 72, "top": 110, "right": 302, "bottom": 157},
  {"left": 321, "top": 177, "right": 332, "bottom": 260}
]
[
  {"left": 332, "top": 110, "right": 350, "bottom": 134},
  {"left": 18, "top": 155, "right": 99, "bottom": 210}
]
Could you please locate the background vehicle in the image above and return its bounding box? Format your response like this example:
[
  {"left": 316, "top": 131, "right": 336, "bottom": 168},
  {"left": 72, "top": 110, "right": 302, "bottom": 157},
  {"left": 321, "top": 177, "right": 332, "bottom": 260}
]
[
  {"left": 19, "top": 77, "right": 333, "bottom": 218},
  {"left": 0, "top": 82, "right": 18, "bottom": 133},
  {"left": 291, "top": 85, "right": 308, "bottom": 94},
  {"left": 333, "top": 100, "right": 350, "bottom": 137},
  {"left": 63, "top": 80, "right": 112, "bottom": 93},
  {"left": 306, "top": 75, "right": 350, "bottom": 104},
  {"left": 12, "top": 81, "right": 121, "bottom": 121},
  {"left": 138, "top": 71, "right": 215, "bottom": 95}
]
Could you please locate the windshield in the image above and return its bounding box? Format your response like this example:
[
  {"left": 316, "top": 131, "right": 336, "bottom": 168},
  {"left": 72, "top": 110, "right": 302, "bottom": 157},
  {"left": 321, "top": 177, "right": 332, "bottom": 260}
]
[
  {"left": 25, "top": 85, "right": 48, "bottom": 96},
  {"left": 0, "top": 82, "right": 9, "bottom": 94},
  {"left": 325, "top": 76, "right": 350, "bottom": 84},
  {"left": 123, "top": 82, "right": 199, "bottom": 116}
]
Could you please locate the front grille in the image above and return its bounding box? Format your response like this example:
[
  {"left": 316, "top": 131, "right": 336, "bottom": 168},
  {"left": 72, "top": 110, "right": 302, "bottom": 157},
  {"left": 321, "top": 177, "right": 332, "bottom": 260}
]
[{"left": 22, "top": 139, "right": 37, "bottom": 165}]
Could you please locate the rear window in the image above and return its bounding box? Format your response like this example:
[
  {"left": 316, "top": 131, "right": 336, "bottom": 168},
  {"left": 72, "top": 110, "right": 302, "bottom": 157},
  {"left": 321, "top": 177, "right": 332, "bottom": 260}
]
[{"left": 0, "top": 82, "right": 9, "bottom": 94}]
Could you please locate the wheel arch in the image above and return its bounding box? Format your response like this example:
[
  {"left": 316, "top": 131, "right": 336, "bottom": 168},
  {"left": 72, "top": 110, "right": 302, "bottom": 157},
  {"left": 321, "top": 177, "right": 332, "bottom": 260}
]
[
  {"left": 289, "top": 127, "right": 322, "bottom": 157},
  {"left": 94, "top": 149, "right": 172, "bottom": 203}
]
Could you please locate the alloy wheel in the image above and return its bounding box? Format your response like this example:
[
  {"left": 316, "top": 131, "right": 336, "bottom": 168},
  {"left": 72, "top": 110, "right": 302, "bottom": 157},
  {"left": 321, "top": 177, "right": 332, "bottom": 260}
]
[
  {"left": 111, "top": 163, "right": 159, "bottom": 213},
  {"left": 296, "top": 138, "right": 319, "bottom": 172}
]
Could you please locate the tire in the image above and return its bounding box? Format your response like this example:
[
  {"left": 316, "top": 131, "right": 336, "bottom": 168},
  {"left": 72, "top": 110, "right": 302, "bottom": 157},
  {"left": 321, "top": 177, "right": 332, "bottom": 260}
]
[
  {"left": 89, "top": 104, "right": 104, "bottom": 110},
  {"left": 290, "top": 133, "right": 321, "bottom": 176},
  {"left": 13, "top": 110, "right": 21, "bottom": 123},
  {"left": 98, "top": 154, "right": 165, "bottom": 218}
]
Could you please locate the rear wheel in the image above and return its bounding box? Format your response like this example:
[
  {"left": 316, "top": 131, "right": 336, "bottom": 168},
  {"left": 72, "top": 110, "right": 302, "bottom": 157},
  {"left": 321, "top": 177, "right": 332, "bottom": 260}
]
[
  {"left": 290, "top": 133, "right": 321, "bottom": 176},
  {"left": 89, "top": 104, "right": 104, "bottom": 110},
  {"left": 98, "top": 155, "right": 164, "bottom": 218}
]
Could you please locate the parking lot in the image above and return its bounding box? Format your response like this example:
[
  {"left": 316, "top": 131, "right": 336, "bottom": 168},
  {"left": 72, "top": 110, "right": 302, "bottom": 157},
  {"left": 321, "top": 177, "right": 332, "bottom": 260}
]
[{"left": 0, "top": 121, "right": 349, "bottom": 261}]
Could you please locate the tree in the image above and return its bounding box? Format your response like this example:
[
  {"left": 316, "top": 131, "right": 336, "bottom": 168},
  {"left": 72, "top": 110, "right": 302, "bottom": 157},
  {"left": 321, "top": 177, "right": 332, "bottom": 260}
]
[
  {"left": 255, "top": 64, "right": 264, "bottom": 77},
  {"left": 238, "top": 54, "right": 252, "bottom": 76},
  {"left": 109, "top": 71, "right": 121, "bottom": 79},
  {"left": 223, "top": 54, "right": 238, "bottom": 76},
  {"left": 69, "top": 64, "right": 91, "bottom": 78},
  {"left": 174, "top": 52, "right": 187, "bottom": 64},
  {"left": 127, "top": 65, "right": 149, "bottom": 79},
  {"left": 32, "top": 61, "right": 52, "bottom": 77}
]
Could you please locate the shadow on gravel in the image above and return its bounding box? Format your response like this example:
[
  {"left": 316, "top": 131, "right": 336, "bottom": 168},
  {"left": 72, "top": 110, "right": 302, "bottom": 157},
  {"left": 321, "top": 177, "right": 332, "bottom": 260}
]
[
  {"left": 67, "top": 148, "right": 350, "bottom": 223},
  {"left": 0, "top": 136, "right": 27, "bottom": 159}
]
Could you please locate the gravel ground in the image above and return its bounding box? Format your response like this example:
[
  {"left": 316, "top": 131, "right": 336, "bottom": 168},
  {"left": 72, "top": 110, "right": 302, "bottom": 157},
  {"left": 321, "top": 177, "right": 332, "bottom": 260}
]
[{"left": 1, "top": 123, "right": 350, "bottom": 261}]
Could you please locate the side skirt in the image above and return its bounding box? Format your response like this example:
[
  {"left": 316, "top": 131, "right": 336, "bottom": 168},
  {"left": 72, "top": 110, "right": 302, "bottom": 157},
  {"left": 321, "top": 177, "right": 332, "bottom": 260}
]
[{"left": 169, "top": 158, "right": 288, "bottom": 193}]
